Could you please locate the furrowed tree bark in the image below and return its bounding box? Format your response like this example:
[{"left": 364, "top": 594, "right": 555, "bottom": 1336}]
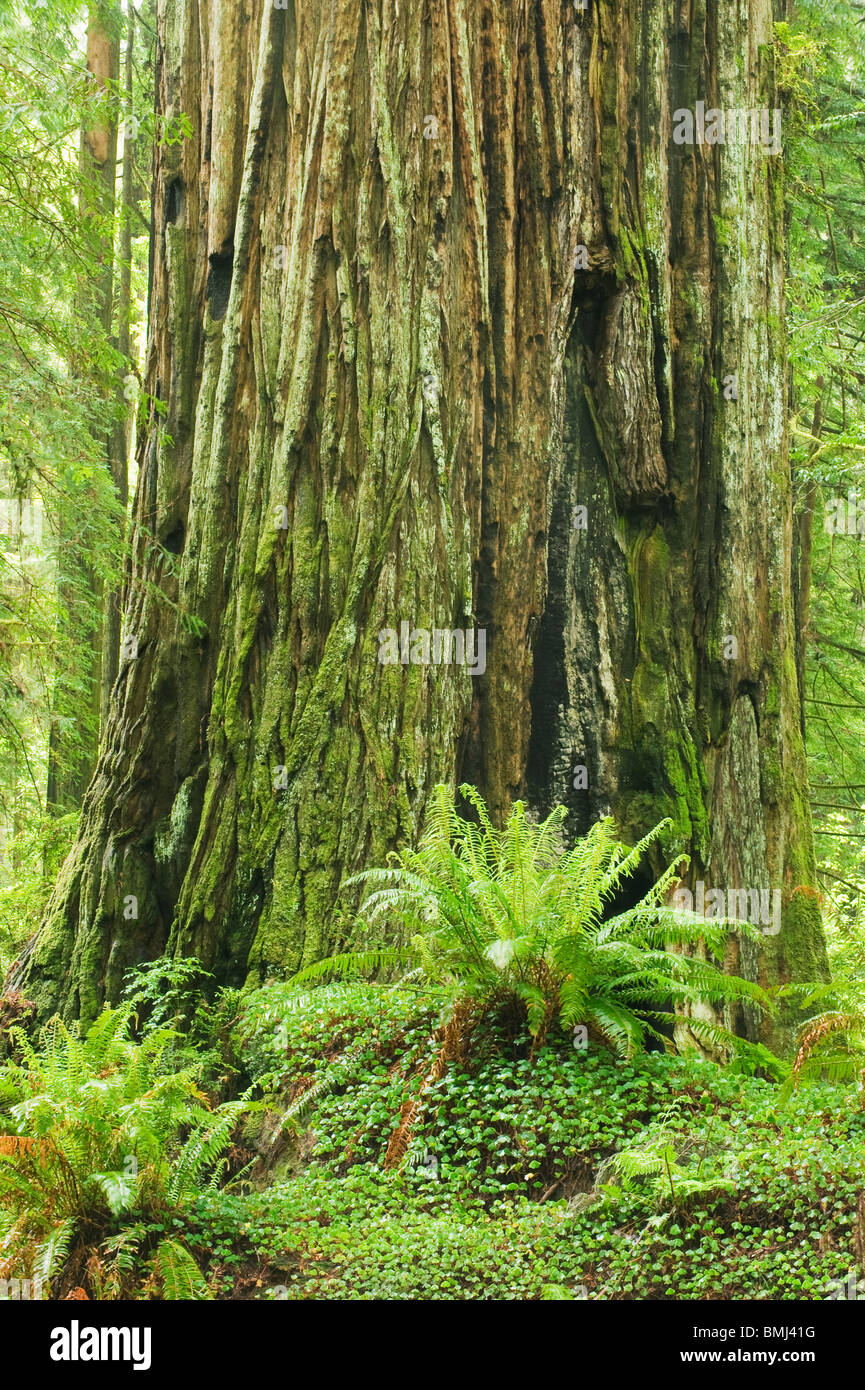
[{"left": 17, "top": 0, "right": 828, "bottom": 1042}]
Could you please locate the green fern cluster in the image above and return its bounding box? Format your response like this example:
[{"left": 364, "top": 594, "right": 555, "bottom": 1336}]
[
  {"left": 593, "top": 1102, "right": 736, "bottom": 1213},
  {"left": 0, "top": 1005, "right": 252, "bottom": 1298},
  {"left": 777, "top": 977, "right": 865, "bottom": 1091},
  {"left": 290, "top": 785, "right": 772, "bottom": 1062}
]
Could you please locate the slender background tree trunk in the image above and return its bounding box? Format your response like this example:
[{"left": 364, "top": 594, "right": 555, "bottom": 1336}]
[
  {"left": 47, "top": 3, "right": 120, "bottom": 813},
  {"left": 19, "top": 0, "right": 827, "bottom": 1037},
  {"left": 101, "top": 3, "right": 136, "bottom": 726}
]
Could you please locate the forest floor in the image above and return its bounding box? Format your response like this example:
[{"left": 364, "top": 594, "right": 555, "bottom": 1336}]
[{"left": 175, "top": 987, "right": 864, "bottom": 1301}]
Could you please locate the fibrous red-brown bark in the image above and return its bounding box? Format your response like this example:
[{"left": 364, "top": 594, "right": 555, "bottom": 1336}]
[{"left": 17, "top": 0, "right": 826, "bottom": 1035}]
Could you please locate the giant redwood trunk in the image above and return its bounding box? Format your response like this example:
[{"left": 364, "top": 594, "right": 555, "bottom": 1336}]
[{"left": 16, "top": 0, "right": 828, "bottom": 1031}]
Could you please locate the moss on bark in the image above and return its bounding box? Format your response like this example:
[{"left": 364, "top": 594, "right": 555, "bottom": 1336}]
[{"left": 11, "top": 0, "right": 827, "bottom": 1052}]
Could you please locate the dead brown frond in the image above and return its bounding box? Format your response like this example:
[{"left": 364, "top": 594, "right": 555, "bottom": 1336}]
[
  {"left": 529, "top": 960, "right": 559, "bottom": 1058},
  {"left": 793, "top": 1012, "right": 858, "bottom": 1085},
  {"left": 383, "top": 1000, "right": 476, "bottom": 1170},
  {"left": 0, "top": 1135, "right": 49, "bottom": 1161}
]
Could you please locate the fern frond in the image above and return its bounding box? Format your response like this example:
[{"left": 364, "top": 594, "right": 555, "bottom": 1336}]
[
  {"left": 286, "top": 948, "right": 409, "bottom": 990},
  {"left": 33, "top": 1218, "right": 75, "bottom": 1281},
  {"left": 150, "top": 1239, "right": 211, "bottom": 1301}
]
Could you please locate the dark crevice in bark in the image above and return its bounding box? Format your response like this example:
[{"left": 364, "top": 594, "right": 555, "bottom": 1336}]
[
  {"left": 462, "top": 375, "right": 498, "bottom": 797},
  {"left": 527, "top": 311, "right": 614, "bottom": 842},
  {"left": 165, "top": 176, "right": 184, "bottom": 225},
  {"left": 160, "top": 522, "right": 184, "bottom": 555},
  {"left": 206, "top": 249, "right": 233, "bottom": 320},
  {"left": 526, "top": 463, "right": 570, "bottom": 784},
  {"left": 603, "top": 863, "right": 655, "bottom": 919}
]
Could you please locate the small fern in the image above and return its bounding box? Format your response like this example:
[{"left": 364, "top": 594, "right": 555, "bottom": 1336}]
[
  {"left": 776, "top": 979, "right": 865, "bottom": 1096},
  {"left": 149, "top": 1238, "right": 211, "bottom": 1301},
  {"left": 598, "top": 1103, "right": 737, "bottom": 1210}
]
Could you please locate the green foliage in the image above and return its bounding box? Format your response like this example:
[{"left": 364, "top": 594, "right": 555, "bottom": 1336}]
[
  {"left": 0, "top": 973, "right": 856, "bottom": 1302},
  {"left": 0, "top": 0, "right": 128, "bottom": 825},
  {"left": 292, "top": 785, "right": 773, "bottom": 1064},
  {"left": 208, "top": 987, "right": 865, "bottom": 1299},
  {"left": 0, "top": 810, "right": 76, "bottom": 972},
  {"left": 121, "top": 954, "right": 243, "bottom": 1091},
  {"left": 0, "top": 1004, "right": 251, "bottom": 1298},
  {"left": 0, "top": 0, "right": 161, "bottom": 917},
  {"left": 122, "top": 955, "right": 215, "bottom": 1032},
  {"left": 596, "top": 1101, "right": 737, "bottom": 1210},
  {"left": 148, "top": 1237, "right": 212, "bottom": 1301},
  {"left": 777, "top": 2, "right": 865, "bottom": 916},
  {"left": 776, "top": 974, "right": 865, "bottom": 1089}
]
